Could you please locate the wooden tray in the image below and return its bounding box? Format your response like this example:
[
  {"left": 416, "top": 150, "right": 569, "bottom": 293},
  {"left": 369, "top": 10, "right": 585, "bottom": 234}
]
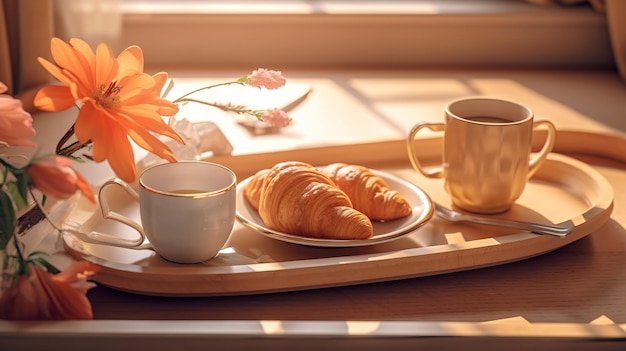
[{"left": 62, "top": 136, "right": 614, "bottom": 296}]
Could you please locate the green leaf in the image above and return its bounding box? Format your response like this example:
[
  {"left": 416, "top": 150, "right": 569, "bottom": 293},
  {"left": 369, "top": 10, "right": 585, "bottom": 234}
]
[
  {"left": 0, "top": 190, "right": 17, "bottom": 250},
  {"left": 29, "top": 256, "right": 60, "bottom": 274},
  {"left": 3, "top": 165, "right": 31, "bottom": 212},
  {"left": 15, "top": 171, "right": 30, "bottom": 202},
  {"left": 6, "top": 182, "right": 27, "bottom": 211}
]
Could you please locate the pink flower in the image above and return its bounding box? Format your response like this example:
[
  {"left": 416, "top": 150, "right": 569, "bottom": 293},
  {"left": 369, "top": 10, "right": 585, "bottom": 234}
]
[
  {"left": 0, "top": 261, "right": 100, "bottom": 320},
  {"left": 27, "top": 155, "right": 95, "bottom": 203},
  {"left": 262, "top": 108, "right": 292, "bottom": 127},
  {"left": 245, "top": 69, "right": 286, "bottom": 90},
  {"left": 0, "top": 81, "right": 36, "bottom": 147}
]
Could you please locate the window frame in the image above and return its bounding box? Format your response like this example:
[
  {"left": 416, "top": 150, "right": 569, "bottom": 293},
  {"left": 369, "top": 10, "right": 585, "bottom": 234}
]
[{"left": 115, "top": 1, "right": 612, "bottom": 70}]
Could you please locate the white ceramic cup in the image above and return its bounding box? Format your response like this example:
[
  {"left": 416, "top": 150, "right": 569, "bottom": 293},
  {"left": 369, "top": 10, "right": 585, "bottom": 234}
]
[
  {"left": 93, "top": 161, "right": 237, "bottom": 263},
  {"left": 407, "top": 97, "right": 557, "bottom": 214}
]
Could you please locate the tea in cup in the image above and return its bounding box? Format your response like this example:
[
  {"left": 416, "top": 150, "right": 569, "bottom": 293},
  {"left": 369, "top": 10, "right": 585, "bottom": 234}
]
[
  {"left": 407, "top": 97, "right": 556, "bottom": 214},
  {"left": 91, "top": 161, "right": 237, "bottom": 263}
]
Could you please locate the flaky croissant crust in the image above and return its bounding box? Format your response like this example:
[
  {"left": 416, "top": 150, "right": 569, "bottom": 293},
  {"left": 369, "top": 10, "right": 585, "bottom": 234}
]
[
  {"left": 322, "top": 163, "right": 412, "bottom": 221},
  {"left": 243, "top": 168, "right": 269, "bottom": 210},
  {"left": 244, "top": 161, "right": 311, "bottom": 211},
  {"left": 254, "top": 162, "right": 374, "bottom": 240}
]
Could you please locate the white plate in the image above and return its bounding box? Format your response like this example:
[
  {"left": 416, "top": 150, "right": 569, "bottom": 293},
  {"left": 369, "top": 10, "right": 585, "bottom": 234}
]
[{"left": 235, "top": 169, "right": 434, "bottom": 247}]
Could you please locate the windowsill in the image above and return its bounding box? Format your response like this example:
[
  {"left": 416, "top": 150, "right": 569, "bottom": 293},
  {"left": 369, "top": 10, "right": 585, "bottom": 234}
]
[
  {"left": 121, "top": 0, "right": 595, "bottom": 16},
  {"left": 114, "top": 1, "right": 612, "bottom": 71}
]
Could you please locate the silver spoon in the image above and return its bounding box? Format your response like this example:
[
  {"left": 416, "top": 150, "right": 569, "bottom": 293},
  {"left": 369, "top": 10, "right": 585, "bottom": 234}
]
[{"left": 434, "top": 203, "right": 574, "bottom": 237}]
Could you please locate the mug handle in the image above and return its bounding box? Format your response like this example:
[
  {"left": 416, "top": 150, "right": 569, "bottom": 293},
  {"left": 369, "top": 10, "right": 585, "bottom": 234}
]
[
  {"left": 67, "top": 178, "right": 150, "bottom": 250},
  {"left": 527, "top": 120, "right": 557, "bottom": 178},
  {"left": 407, "top": 122, "right": 445, "bottom": 178}
]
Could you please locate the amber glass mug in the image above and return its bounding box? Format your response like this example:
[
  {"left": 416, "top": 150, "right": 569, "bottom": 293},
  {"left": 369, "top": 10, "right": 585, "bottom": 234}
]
[{"left": 407, "top": 97, "right": 557, "bottom": 214}]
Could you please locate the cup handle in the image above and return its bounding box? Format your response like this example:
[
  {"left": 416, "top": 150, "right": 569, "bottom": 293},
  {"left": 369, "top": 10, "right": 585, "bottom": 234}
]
[
  {"left": 528, "top": 120, "right": 557, "bottom": 178},
  {"left": 67, "top": 178, "right": 150, "bottom": 249},
  {"left": 407, "top": 122, "right": 445, "bottom": 178}
]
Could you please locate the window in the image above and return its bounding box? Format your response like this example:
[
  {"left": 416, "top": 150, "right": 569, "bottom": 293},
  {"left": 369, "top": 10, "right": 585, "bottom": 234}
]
[{"left": 65, "top": 1, "right": 613, "bottom": 70}]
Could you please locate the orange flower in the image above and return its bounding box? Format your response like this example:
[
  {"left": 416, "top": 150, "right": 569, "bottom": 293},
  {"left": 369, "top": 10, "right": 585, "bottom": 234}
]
[
  {"left": 0, "top": 261, "right": 100, "bottom": 320},
  {"left": 27, "top": 155, "right": 95, "bottom": 203},
  {"left": 33, "top": 37, "right": 184, "bottom": 182}
]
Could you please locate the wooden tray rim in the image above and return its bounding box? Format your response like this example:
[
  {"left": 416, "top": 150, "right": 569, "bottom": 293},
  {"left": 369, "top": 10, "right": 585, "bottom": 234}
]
[{"left": 62, "top": 133, "right": 616, "bottom": 296}]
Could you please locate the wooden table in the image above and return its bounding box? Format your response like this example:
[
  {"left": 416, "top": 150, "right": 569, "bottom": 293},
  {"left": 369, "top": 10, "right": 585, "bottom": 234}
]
[{"left": 2, "top": 69, "right": 626, "bottom": 350}]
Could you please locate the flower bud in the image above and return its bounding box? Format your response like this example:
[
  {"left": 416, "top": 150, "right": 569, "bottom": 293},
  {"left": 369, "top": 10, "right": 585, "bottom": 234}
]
[
  {"left": 27, "top": 155, "right": 95, "bottom": 202},
  {"left": 246, "top": 69, "right": 286, "bottom": 90},
  {"left": 0, "top": 81, "right": 36, "bottom": 147}
]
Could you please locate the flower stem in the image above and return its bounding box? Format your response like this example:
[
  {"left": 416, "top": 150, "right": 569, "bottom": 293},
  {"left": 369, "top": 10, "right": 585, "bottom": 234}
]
[
  {"left": 57, "top": 141, "right": 91, "bottom": 158},
  {"left": 175, "top": 98, "right": 263, "bottom": 121},
  {"left": 56, "top": 125, "right": 76, "bottom": 154},
  {"left": 12, "top": 236, "right": 26, "bottom": 276},
  {"left": 171, "top": 81, "right": 244, "bottom": 104},
  {"left": 55, "top": 124, "right": 92, "bottom": 158}
]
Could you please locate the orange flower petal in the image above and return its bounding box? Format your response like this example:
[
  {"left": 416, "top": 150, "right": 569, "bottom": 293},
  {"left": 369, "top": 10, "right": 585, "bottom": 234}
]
[
  {"left": 27, "top": 155, "right": 89, "bottom": 200},
  {"left": 34, "top": 85, "right": 76, "bottom": 111},
  {"left": 148, "top": 73, "right": 180, "bottom": 115},
  {"left": 127, "top": 127, "right": 177, "bottom": 163},
  {"left": 73, "top": 101, "right": 105, "bottom": 145},
  {"left": 101, "top": 124, "right": 137, "bottom": 182},
  {"left": 74, "top": 102, "right": 113, "bottom": 161},
  {"left": 118, "top": 75, "right": 179, "bottom": 117},
  {"left": 117, "top": 45, "right": 144, "bottom": 75},
  {"left": 152, "top": 72, "right": 168, "bottom": 89},
  {"left": 37, "top": 57, "right": 75, "bottom": 87},
  {"left": 75, "top": 171, "right": 95, "bottom": 203},
  {"left": 95, "top": 42, "right": 119, "bottom": 88},
  {"left": 0, "top": 262, "right": 99, "bottom": 320},
  {"left": 0, "top": 275, "right": 40, "bottom": 320},
  {"left": 69, "top": 38, "right": 96, "bottom": 72},
  {"left": 79, "top": 105, "right": 137, "bottom": 182},
  {"left": 50, "top": 37, "right": 94, "bottom": 94},
  {"left": 155, "top": 100, "right": 180, "bottom": 116},
  {"left": 56, "top": 261, "right": 100, "bottom": 285},
  {"left": 117, "top": 106, "right": 184, "bottom": 143},
  {"left": 121, "top": 93, "right": 160, "bottom": 109},
  {"left": 33, "top": 264, "right": 95, "bottom": 320},
  {"left": 118, "top": 73, "right": 156, "bottom": 99}
]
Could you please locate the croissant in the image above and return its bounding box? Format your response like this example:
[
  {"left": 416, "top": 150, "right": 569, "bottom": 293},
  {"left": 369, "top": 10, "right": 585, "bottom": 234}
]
[
  {"left": 257, "top": 162, "right": 373, "bottom": 240},
  {"left": 243, "top": 168, "right": 269, "bottom": 210},
  {"left": 321, "top": 163, "right": 412, "bottom": 221},
  {"left": 243, "top": 161, "right": 310, "bottom": 210}
]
